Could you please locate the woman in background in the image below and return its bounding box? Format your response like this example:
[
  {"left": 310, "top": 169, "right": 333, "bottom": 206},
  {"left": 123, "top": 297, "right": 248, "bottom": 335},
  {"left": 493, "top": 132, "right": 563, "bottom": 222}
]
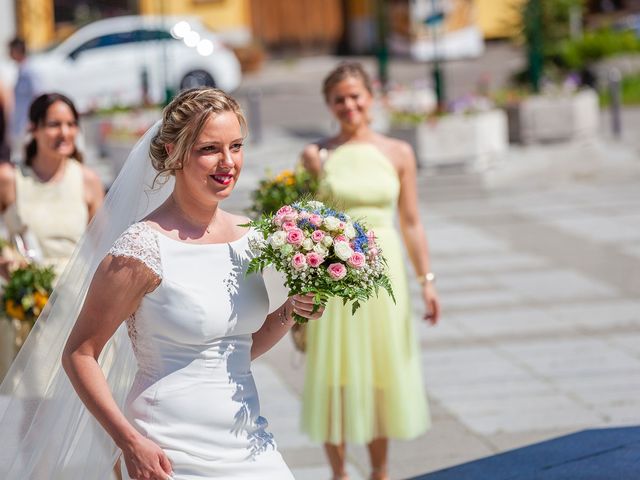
[
  {"left": 300, "top": 62, "right": 441, "bottom": 480},
  {"left": 0, "top": 92, "right": 104, "bottom": 275},
  {"left": 0, "top": 92, "right": 104, "bottom": 379}
]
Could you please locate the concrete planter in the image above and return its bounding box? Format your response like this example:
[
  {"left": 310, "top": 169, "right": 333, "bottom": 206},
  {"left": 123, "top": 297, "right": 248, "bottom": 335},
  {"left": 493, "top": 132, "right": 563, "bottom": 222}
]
[
  {"left": 516, "top": 89, "right": 599, "bottom": 144},
  {"left": 389, "top": 109, "right": 508, "bottom": 169}
]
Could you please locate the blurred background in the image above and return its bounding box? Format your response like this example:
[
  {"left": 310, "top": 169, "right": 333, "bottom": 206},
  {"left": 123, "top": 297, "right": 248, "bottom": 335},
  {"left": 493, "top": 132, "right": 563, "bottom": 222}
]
[
  {"left": 1, "top": 1, "right": 639, "bottom": 479},
  {"left": 2, "top": 0, "right": 640, "bottom": 182}
]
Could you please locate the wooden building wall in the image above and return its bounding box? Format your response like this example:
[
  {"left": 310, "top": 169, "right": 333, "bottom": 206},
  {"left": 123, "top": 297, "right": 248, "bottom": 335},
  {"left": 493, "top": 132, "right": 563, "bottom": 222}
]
[{"left": 249, "top": 0, "right": 344, "bottom": 52}]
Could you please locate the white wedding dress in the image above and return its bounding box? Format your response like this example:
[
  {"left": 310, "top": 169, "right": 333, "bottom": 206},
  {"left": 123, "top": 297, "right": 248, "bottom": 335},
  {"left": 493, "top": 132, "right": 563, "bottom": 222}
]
[{"left": 109, "top": 222, "right": 294, "bottom": 480}]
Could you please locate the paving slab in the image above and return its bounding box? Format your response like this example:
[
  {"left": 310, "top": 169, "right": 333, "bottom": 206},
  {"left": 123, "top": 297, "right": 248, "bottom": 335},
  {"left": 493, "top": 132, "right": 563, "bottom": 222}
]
[{"left": 82, "top": 54, "right": 640, "bottom": 478}]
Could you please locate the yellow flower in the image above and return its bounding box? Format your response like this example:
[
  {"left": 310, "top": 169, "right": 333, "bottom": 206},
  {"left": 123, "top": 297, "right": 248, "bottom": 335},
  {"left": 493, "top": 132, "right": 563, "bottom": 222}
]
[
  {"left": 6, "top": 300, "right": 25, "bottom": 321},
  {"left": 34, "top": 291, "right": 48, "bottom": 311},
  {"left": 274, "top": 170, "right": 295, "bottom": 184}
]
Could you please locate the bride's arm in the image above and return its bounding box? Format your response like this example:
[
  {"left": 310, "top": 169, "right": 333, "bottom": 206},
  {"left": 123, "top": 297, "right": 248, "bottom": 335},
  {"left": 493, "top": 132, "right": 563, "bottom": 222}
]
[
  {"left": 251, "top": 294, "right": 324, "bottom": 360},
  {"left": 62, "top": 255, "right": 172, "bottom": 480}
]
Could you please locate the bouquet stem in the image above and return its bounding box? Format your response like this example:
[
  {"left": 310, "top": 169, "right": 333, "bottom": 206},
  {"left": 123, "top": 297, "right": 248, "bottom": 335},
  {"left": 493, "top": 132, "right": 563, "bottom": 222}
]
[{"left": 293, "top": 313, "right": 310, "bottom": 324}]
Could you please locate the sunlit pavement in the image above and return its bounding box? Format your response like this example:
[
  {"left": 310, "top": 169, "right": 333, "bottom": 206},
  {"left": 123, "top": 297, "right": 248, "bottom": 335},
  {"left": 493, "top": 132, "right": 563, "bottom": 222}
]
[
  {"left": 241, "top": 131, "right": 640, "bottom": 479},
  {"left": 85, "top": 51, "right": 640, "bottom": 479}
]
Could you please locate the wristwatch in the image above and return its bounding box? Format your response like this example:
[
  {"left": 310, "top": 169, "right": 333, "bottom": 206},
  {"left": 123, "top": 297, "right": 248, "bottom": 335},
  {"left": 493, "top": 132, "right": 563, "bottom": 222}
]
[{"left": 417, "top": 272, "right": 436, "bottom": 285}]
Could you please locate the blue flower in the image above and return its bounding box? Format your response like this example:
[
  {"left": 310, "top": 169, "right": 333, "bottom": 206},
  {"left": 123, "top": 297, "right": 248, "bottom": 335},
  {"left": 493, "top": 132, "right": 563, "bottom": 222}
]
[{"left": 298, "top": 218, "right": 313, "bottom": 230}]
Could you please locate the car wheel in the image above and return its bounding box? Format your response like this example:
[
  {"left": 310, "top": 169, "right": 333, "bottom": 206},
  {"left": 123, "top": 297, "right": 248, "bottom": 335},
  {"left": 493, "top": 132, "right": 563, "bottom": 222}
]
[{"left": 180, "top": 70, "right": 216, "bottom": 90}]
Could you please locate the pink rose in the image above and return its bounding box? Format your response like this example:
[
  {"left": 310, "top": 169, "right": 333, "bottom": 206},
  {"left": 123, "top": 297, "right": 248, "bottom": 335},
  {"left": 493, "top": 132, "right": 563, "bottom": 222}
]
[
  {"left": 286, "top": 228, "right": 304, "bottom": 246},
  {"left": 306, "top": 252, "right": 324, "bottom": 268},
  {"left": 338, "top": 221, "right": 345, "bottom": 230},
  {"left": 368, "top": 247, "right": 379, "bottom": 258},
  {"left": 273, "top": 216, "right": 284, "bottom": 227},
  {"left": 309, "top": 214, "right": 323, "bottom": 227},
  {"left": 291, "top": 252, "right": 307, "bottom": 270},
  {"left": 276, "top": 205, "right": 295, "bottom": 217},
  {"left": 334, "top": 234, "right": 348, "bottom": 243},
  {"left": 311, "top": 230, "right": 325, "bottom": 243},
  {"left": 327, "top": 263, "right": 347, "bottom": 281},
  {"left": 348, "top": 252, "right": 366, "bottom": 269},
  {"left": 300, "top": 211, "right": 312, "bottom": 219},
  {"left": 282, "top": 220, "right": 297, "bottom": 231},
  {"left": 284, "top": 212, "right": 299, "bottom": 222}
]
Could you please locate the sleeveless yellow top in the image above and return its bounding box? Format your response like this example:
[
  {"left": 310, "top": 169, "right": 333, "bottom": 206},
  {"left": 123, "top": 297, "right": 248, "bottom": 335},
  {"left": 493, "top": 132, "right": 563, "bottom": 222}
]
[{"left": 4, "top": 159, "right": 88, "bottom": 275}]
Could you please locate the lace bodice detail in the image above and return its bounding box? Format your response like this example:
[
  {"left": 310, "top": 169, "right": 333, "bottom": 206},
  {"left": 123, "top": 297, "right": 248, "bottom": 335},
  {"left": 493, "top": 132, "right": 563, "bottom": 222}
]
[{"left": 108, "top": 222, "right": 162, "bottom": 278}]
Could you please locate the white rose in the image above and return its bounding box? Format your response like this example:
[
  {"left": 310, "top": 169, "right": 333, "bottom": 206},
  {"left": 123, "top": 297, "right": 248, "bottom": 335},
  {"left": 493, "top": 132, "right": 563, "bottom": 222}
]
[
  {"left": 344, "top": 223, "right": 356, "bottom": 239},
  {"left": 302, "top": 237, "right": 314, "bottom": 251},
  {"left": 307, "top": 200, "right": 324, "bottom": 210},
  {"left": 268, "top": 231, "right": 287, "bottom": 248},
  {"left": 334, "top": 241, "right": 354, "bottom": 261},
  {"left": 323, "top": 216, "right": 341, "bottom": 231},
  {"left": 322, "top": 236, "right": 333, "bottom": 247},
  {"left": 313, "top": 243, "right": 329, "bottom": 256}
]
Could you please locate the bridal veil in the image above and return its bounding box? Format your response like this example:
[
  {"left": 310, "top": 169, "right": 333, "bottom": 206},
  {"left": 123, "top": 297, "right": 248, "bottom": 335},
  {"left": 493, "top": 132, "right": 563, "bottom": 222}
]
[{"left": 0, "top": 121, "right": 170, "bottom": 479}]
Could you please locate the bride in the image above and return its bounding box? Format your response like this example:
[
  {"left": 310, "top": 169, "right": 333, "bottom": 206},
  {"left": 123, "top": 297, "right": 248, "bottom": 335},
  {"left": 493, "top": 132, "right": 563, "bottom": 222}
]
[{"left": 0, "top": 87, "right": 323, "bottom": 479}]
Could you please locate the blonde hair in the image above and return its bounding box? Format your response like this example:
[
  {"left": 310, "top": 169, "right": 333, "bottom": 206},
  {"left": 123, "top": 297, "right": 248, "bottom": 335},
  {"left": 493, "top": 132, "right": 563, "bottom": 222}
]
[
  {"left": 322, "top": 61, "right": 373, "bottom": 102},
  {"left": 149, "top": 88, "right": 246, "bottom": 181}
]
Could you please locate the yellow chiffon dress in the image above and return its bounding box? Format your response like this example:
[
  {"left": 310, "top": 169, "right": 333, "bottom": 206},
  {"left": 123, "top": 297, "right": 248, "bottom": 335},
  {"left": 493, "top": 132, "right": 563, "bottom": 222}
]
[
  {"left": 301, "top": 143, "right": 430, "bottom": 445},
  {"left": 0, "top": 159, "right": 88, "bottom": 380}
]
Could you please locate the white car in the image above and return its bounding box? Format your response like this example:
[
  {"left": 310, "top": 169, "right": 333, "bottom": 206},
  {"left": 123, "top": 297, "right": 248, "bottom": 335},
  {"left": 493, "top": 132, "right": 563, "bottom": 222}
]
[{"left": 29, "top": 15, "right": 242, "bottom": 112}]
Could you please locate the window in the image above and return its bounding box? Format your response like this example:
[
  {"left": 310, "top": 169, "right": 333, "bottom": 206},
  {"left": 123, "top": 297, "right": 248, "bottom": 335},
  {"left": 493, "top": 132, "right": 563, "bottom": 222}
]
[
  {"left": 138, "top": 29, "right": 174, "bottom": 42},
  {"left": 69, "top": 29, "right": 174, "bottom": 59}
]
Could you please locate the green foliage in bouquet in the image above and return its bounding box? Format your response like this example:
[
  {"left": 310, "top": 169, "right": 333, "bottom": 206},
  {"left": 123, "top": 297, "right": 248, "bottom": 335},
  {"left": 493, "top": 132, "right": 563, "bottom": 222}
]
[
  {"left": 2, "top": 264, "right": 55, "bottom": 324},
  {"left": 248, "top": 168, "right": 319, "bottom": 218}
]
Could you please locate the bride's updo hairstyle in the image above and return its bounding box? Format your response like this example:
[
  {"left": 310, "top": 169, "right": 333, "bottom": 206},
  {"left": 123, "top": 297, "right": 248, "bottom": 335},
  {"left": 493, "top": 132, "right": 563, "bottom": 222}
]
[{"left": 149, "top": 87, "right": 247, "bottom": 182}]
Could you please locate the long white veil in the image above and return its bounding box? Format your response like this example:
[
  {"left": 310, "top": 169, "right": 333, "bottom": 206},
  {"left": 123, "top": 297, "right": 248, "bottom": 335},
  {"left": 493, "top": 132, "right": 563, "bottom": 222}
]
[{"left": 0, "top": 121, "right": 171, "bottom": 479}]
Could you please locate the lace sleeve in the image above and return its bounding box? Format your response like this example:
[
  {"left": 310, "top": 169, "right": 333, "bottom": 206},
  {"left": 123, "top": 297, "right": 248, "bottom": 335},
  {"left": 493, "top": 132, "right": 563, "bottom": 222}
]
[{"left": 108, "top": 222, "right": 162, "bottom": 279}]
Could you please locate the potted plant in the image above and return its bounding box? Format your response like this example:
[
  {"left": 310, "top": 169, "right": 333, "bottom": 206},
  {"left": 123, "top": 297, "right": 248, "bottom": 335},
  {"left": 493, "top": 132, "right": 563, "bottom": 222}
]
[{"left": 387, "top": 88, "right": 508, "bottom": 169}]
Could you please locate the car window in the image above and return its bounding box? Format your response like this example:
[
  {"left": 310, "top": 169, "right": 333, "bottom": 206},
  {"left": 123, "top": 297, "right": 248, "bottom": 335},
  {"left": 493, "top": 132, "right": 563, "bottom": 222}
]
[
  {"left": 138, "top": 29, "right": 174, "bottom": 42},
  {"left": 69, "top": 29, "right": 174, "bottom": 59}
]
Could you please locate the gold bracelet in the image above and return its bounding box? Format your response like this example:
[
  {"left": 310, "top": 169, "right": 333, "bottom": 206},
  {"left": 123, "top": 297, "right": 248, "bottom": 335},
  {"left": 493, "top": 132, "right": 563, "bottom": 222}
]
[{"left": 417, "top": 272, "right": 436, "bottom": 285}]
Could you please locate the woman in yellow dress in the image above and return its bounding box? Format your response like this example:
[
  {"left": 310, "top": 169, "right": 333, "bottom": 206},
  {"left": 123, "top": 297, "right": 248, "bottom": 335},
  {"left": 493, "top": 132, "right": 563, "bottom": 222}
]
[
  {"left": 300, "top": 62, "right": 441, "bottom": 480},
  {"left": 0, "top": 92, "right": 105, "bottom": 379}
]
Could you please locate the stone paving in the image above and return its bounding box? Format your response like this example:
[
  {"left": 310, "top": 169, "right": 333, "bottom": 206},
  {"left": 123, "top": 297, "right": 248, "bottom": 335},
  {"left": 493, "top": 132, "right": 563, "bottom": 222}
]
[
  {"left": 80, "top": 48, "right": 640, "bottom": 479},
  {"left": 232, "top": 130, "right": 640, "bottom": 480},
  {"left": 85, "top": 122, "right": 640, "bottom": 480}
]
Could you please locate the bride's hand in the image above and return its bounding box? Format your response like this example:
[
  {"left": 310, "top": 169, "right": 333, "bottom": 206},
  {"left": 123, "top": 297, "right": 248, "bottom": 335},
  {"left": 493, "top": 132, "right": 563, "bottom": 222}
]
[
  {"left": 289, "top": 294, "right": 325, "bottom": 321},
  {"left": 121, "top": 433, "right": 173, "bottom": 480}
]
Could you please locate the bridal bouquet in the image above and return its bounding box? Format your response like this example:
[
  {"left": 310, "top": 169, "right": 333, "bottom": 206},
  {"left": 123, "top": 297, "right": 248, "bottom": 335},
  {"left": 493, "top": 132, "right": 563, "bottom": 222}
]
[{"left": 246, "top": 200, "right": 395, "bottom": 324}]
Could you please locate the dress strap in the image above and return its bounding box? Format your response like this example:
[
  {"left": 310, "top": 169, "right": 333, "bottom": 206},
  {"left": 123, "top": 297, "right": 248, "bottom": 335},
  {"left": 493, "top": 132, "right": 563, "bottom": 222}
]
[{"left": 108, "top": 222, "right": 162, "bottom": 279}]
